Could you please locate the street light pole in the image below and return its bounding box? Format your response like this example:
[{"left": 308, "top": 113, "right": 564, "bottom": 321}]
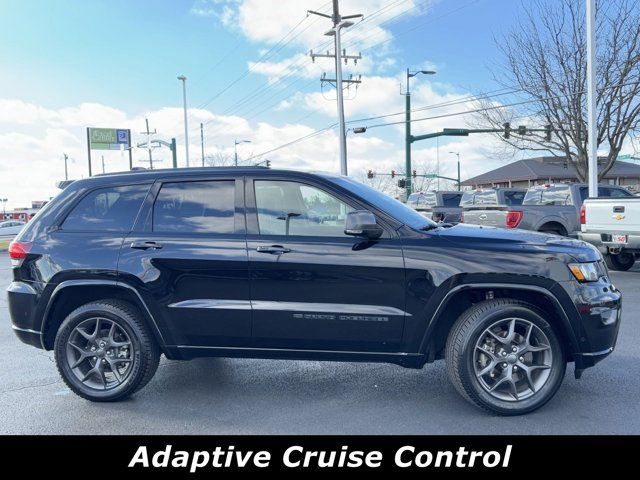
[
  {"left": 63, "top": 153, "right": 69, "bottom": 181},
  {"left": 234, "top": 140, "right": 251, "bottom": 167},
  {"left": 405, "top": 69, "right": 436, "bottom": 197},
  {"left": 177, "top": 75, "right": 190, "bottom": 167},
  {"left": 449, "top": 151, "right": 461, "bottom": 191},
  {"left": 586, "top": 0, "right": 598, "bottom": 198}
]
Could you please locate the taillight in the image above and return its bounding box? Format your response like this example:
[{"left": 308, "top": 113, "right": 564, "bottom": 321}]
[
  {"left": 506, "top": 211, "right": 523, "bottom": 228},
  {"left": 460, "top": 211, "right": 464, "bottom": 223},
  {"left": 8, "top": 241, "right": 31, "bottom": 266},
  {"left": 580, "top": 204, "right": 586, "bottom": 225}
]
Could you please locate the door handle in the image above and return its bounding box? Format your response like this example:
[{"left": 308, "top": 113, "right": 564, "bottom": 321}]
[
  {"left": 256, "top": 245, "right": 291, "bottom": 254},
  {"left": 130, "top": 241, "right": 163, "bottom": 250}
]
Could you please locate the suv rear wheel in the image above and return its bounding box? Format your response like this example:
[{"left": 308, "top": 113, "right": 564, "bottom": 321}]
[
  {"left": 446, "top": 299, "right": 566, "bottom": 415},
  {"left": 54, "top": 300, "right": 160, "bottom": 402}
]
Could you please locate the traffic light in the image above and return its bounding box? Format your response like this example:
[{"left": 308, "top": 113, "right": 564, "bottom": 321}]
[
  {"left": 367, "top": 169, "right": 374, "bottom": 179},
  {"left": 412, "top": 170, "right": 417, "bottom": 178},
  {"left": 503, "top": 122, "right": 511, "bottom": 139},
  {"left": 545, "top": 124, "right": 552, "bottom": 141},
  {"left": 397, "top": 179, "right": 406, "bottom": 188},
  {"left": 391, "top": 170, "right": 396, "bottom": 178},
  {"left": 517, "top": 125, "right": 527, "bottom": 135}
]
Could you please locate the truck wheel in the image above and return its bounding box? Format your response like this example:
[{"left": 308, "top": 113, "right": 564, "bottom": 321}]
[
  {"left": 54, "top": 300, "right": 160, "bottom": 402},
  {"left": 604, "top": 252, "right": 636, "bottom": 271},
  {"left": 446, "top": 299, "right": 566, "bottom": 415}
]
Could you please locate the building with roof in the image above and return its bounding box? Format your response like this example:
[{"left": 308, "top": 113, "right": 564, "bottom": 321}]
[{"left": 461, "top": 156, "right": 640, "bottom": 191}]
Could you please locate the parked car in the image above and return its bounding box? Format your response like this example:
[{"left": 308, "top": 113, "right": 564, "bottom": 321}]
[
  {"left": 579, "top": 196, "right": 640, "bottom": 271},
  {"left": 406, "top": 191, "right": 463, "bottom": 223},
  {"left": 462, "top": 183, "right": 633, "bottom": 236},
  {"left": 0, "top": 220, "right": 26, "bottom": 236},
  {"left": 8, "top": 167, "right": 621, "bottom": 415},
  {"left": 459, "top": 188, "right": 527, "bottom": 227}
]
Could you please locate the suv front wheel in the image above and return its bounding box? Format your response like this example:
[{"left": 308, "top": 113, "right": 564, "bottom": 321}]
[
  {"left": 54, "top": 300, "right": 160, "bottom": 402},
  {"left": 446, "top": 299, "right": 566, "bottom": 415}
]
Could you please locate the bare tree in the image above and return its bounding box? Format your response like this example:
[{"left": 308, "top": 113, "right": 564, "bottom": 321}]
[{"left": 476, "top": 0, "right": 640, "bottom": 181}]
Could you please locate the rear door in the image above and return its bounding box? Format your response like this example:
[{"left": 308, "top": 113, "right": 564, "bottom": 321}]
[
  {"left": 245, "top": 176, "right": 407, "bottom": 352},
  {"left": 118, "top": 176, "right": 251, "bottom": 348}
]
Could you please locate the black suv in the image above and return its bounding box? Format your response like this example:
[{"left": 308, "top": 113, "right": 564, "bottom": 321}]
[{"left": 7, "top": 167, "right": 621, "bottom": 415}]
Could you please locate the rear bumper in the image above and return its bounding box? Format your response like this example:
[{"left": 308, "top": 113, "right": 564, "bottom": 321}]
[
  {"left": 579, "top": 232, "right": 640, "bottom": 253},
  {"left": 7, "top": 281, "right": 45, "bottom": 349}
]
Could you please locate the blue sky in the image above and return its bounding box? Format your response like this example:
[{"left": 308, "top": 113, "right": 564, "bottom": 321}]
[{"left": 0, "top": 0, "right": 547, "bottom": 206}]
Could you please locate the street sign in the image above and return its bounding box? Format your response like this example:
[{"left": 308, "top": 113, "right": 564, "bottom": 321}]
[{"left": 88, "top": 128, "right": 130, "bottom": 150}]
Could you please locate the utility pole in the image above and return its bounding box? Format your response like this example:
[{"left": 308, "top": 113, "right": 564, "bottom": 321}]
[
  {"left": 234, "top": 140, "right": 251, "bottom": 167},
  {"left": 200, "top": 123, "right": 205, "bottom": 167},
  {"left": 177, "top": 75, "right": 190, "bottom": 167},
  {"left": 63, "top": 153, "right": 69, "bottom": 181},
  {"left": 309, "top": 0, "right": 363, "bottom": 176},
  {"left": 449, "top": 151, "right": 461, "bottom": 191},
  {"left": 140, "top": 118, "right": 157, "bottom": 169},
  {"left": 586, "top": 0, "right": 598, "bottom": 198},
  {"left": 404, "top": 68, "right": 436, "bottom": 196}
]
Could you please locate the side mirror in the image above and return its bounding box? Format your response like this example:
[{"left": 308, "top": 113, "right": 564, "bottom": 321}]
[{"left": 344, "top": 210, "right": 383, "bottom": 240}]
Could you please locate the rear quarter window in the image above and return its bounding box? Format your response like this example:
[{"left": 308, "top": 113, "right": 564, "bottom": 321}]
[{"left": 62, "top": 184, "right": 150, "bottom": 232}]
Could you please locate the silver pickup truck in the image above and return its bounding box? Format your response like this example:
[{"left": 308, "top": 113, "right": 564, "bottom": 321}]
[
  {"left": 406, "top": 191, "right": 464, "bottom": 223},
  {"left": 579, "top": 196, "right": 640, "bottom": 271},
  {"left": 462, "top": 183, "right": 634, "bottom": 237},
  {"left": 458, "top": 188, "right": 526, "bottom": 227}
]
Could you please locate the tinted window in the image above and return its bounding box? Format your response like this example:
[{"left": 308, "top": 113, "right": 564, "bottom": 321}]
[
  {"left": 600, "top": 187, "right": 632, "bottom": 198},
  {"left": 255, "top": 180, "right": 354, "bottom": 237},
  {"left": 503, "top": 190, "right": 525, "bottom": 206},
  {"left": 63, "top": 184, "right": 149, "bottom": 232},
  {"left": 442, "top": 193, "right": 462, "bottom": 207},
  {"left": 523, "top": 186, "right": 571, "bottom": 205},
  {"left": 153, "top": 181, "right": 235, "bottom": 234}
]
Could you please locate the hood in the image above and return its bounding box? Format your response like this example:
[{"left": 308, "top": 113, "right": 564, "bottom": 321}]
[{"left": 434, "top": 224, "right": 601, "bottom": 262}]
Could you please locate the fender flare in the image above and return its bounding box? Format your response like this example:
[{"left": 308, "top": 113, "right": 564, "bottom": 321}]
[
  {"left": 41, "top": 279, "right": 167, "bottom": 349},
  {"left": 419, "top": 282, "right": 580, "bottom": 356},
  {"left": 534, "top": 216, "right": 570, "bottom": 233}
]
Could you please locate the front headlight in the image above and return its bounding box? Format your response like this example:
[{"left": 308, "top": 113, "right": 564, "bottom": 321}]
[{"left": 568, "top": 262, "right": 600, "bottom": 282}]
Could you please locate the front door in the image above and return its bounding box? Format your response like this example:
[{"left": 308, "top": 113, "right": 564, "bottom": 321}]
[
  {"left": 246, "top": 177, "right": 407, "bottom": 352},
  {"left": 119, "top": 177, "right": 251, "bottom": 348}
]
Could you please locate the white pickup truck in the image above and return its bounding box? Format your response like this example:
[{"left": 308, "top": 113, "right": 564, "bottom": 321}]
[{"left": 579, "top": 196, "right": 640, "bottom": 271}]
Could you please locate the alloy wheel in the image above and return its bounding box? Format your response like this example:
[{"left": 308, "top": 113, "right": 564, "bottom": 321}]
[
  {"left": 65, "top": 317, "right": 134, "bottom": 390},
  {"left": 474, "top": 317, "right": 553, "bottom": 401}
]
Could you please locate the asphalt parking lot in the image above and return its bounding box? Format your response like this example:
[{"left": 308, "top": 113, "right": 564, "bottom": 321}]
[{"left": 1, "top": 256, "right": 638, "bottom": 435}]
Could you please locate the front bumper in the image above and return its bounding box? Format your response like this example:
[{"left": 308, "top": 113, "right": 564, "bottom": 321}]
[
  {"left": 579, "top": 231, "right": 640, "bottom": 254},
  {"left": 557, "top": 275, "right": 622, "bottom": 376}
]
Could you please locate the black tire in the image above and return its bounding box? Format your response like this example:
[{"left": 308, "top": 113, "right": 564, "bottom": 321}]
[
  {"left": 539, "top": 226, "right": 567, "bottom": 237},
  {"left": 446, "top": 299, "right": 566, "bottom": 415},
  {"left": 54, "top": 300, "right": 160, "bottom": 402},
  {"left": 604, "top": 252, "right": 636, "bottom": 271}
]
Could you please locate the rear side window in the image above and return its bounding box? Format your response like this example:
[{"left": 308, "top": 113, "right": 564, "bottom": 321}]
[
  {"left": 62, "top": 184, "right": 150, "bottom": 232},
  {"left": 503, "top": 190, "right": 525, "bottom": 206},
  {"left": 153, "top": 181, "right": 235, "bottom": 234}
]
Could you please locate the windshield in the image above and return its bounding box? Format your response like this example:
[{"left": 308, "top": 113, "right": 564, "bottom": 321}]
[
  {"left": 523, "top": 186, "right": 572, "bottom": 205},
  {"left": 328, "top": 176, "right": 438, "bottom": 229}
]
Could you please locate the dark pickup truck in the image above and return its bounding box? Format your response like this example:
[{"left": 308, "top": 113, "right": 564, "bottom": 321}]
[
  {"left": 7, "top": 167, "right": 621, "bottom": 415},
  {"left": 406, "top": 191, "right": 463, "bottom": 223}
]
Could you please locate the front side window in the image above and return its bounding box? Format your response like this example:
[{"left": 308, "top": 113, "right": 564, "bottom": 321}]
[
  {"left": 153, "top": 181, "right": 235, "bottom": 234},
  {"left": 62, "top": 184, "right": 150, "bottom": 232},
  {"left": 254, "top": 180, "right": 354, "bottom": 237}
]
